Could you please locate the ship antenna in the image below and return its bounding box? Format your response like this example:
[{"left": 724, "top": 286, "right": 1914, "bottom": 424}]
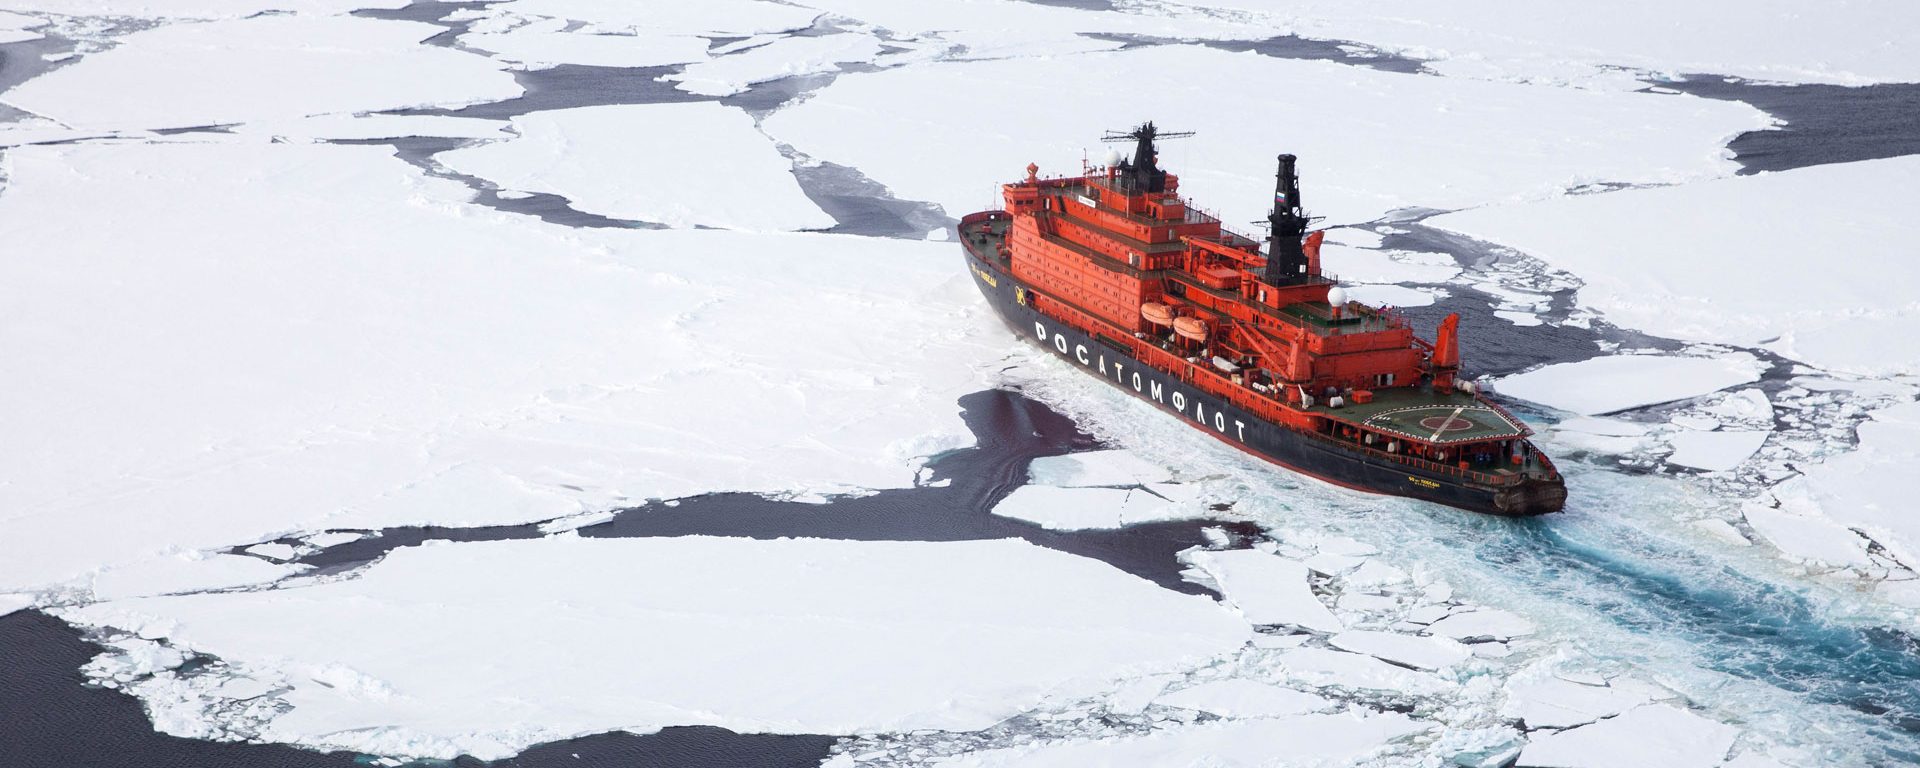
[{"left": 1100, "top": 121, "right": 1194, "bottom": 194}]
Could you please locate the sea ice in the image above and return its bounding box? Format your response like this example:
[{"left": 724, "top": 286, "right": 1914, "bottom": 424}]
[
  {"left": 1426, "top": 609, "right": 1535, "bottom": 641},
  {"left": 1785, "top": 401, "right": 1920, "bottom": 572},
  {"left": 1329, "top": 630, "right": 1471, "bottom": 671},
  {"left": 1516, "top": 703, "right": 1737, "bottom": 768},
  {"left": 1665, "top": 429, "right": 1768, "bottom": 472},
  {"left": 1, "top": 16, "right": 520, "bottom": 131},
  {"left": 0, "top": 140, "right": 994, "bottom": 591},
  {"left": 990, "top": 485, "right": 1198, "bottom": 530},
  {"left": 761, "top": 45, "right": 1763, "bottom": 227},
  {"left": 935, "top": 711, "right": 1427, "bottom": 767},
  {"left": 1431, "top": 157, "right": 1920, "bottom": 375},
  {"left": 460, "top": 21, "right": 712, "bottom": 69},
  {"left": 1186, "top": 549, "right": 1343, "bottom": 632},
  {"left": 241, "top": 543, "right": 297, "bottom": 561},
  {"left": 438, "top": 103, "right": 833, "bottom": 230},
  {"left": 1151, "top": 678, "right": 1333, "bottom": 718},
  {"left": 62, "top": 536, "right": 1252, "bottom": 759},
  {"left": 1500, "top": 675, "right": 1653, "bottom": 729},
  {"left": 1179, "top": 0, "right": 1920, "bottom": 87},
  {"left": 1741, "top": 500, "right": 1875, "bottom": 569},
  {"left": 1494, "top": 354, "right": 1764, "bottom": 416},
  {"left": 1345, "top": 284, "right": 1439, "bottom": 308},
  {"left": 483, "top": 0, "right": 821, "bottom": 36},
  {"left": 90, "top": 553, "right": 299, "bottom": 601},
  {"left": 0, "top": 593, "right": 34, "bottom": 617},
  {"left": 1026, "top": 449, "right": 1173, "bottom": 487},
  {"left": 1318, "top": 243, "right": 1461, "bottom": 285},
  {"left": 234, "top": 114, "right": 511, "bottom": 142},
  {"left": 661, "top": 33, "right": 885, "bottom": 96},
  {"left": 0, "top": 10, "right": 46, "bottom": 42},
  {"left": 5, "top": 0, "right": 406, "bottom": 17},
  {"left": 1275, "top": 647, "right": 1452, "bottom": 695}
]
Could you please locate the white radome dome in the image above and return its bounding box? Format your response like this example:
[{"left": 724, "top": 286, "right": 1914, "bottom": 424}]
[
  {"left": 1327, "top": 285, "right": 1348, "bottom": 307},
  {"left": 1104, "top": 149, "right": 1123, "bottom": 167}
]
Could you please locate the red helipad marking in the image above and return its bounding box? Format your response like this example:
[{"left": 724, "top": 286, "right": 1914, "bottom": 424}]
[{"left": 1419, "top": 415, "right": 1476, "bottom": 433}]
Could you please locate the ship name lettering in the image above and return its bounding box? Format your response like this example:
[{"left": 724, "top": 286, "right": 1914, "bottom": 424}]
[
  {"left": 1054, "top": 334, "right": 1069, "bottom": 354},
  {"left": 1408, "top": 476, "right": 1441, "bottom": 489},
  {"left": 1213, "top": 412, "right": 1226, "bottom": 432},
  {"left": 1235, "top": 419, "right": 1246, "bottom": 441},
  {"left": 1098, "top": 355, "right": 1107, "bottom": 375},
  {"left": 1150, "top": 380, "right": 1164, "bottom": 403},
  {"left": 1074, "top": 344, "right": 1088, "bottom": 365},
  {"left": 1034, "top": 321, "right": 1049, "bottom": 342},
  {"left": 1131, "top": 372, "right": 1143, "bottom": 392},
  {"left": 1172, "top": 392, "right": 1186, "bottom": 410},
  {"left": 1112, "top": 361, "right": 1125, "bottom": 381}
]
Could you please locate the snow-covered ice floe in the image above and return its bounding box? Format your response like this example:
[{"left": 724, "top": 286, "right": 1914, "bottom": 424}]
[
  {"left": 761, "top": 44, "right": 1765, "bottom": 227},
  {"left": 1175, "top": 0, "right": 1920, "bottom": 87},
  {"left": 933, "top": 711, "right": 1426, "bottom": 767},
  {"left": 1, "top": 15, "right": 520, "bottom": 131},
  {"left": 458, "top": 17, "right": 713, "bottom": 70},
  {"left": 437, "top": 102, "right": 834, "bottom": 230},
  {"left": 660, "top": 33, "right": 886, "bottom": 97},
  {"left": 1517, "top": 703, "right": 1737, "bottom": 768},
  {"left": 1753, "top": 401, "right": 1920, "bottom": 576},
  {"left": 1431, "top": 156, "right": 1920, "bottom": 376},
  {"left": 1184, "top": 549, "right": 1342, "bottom": 632},
  {"left": 1, "top": 0, "right": 407, "bottom": 18},
  {"left": 61, "top": 536, "right": 1253, "bottom": 759},
  {"left": 476, "top": 0, "right": 821, "bottom": 36},
  {"left": 0, "top": 140, "right": 996, "bottom": 592},
  {"left": 1494, "top": 353, "right": 1764, "bottom": 416},
  {"left": 991, "top": 484, "right": 1205, "bottom": 530}
]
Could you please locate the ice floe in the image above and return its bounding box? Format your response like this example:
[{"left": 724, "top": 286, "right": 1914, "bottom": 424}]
[
  {"left": 761, "top": 45, "right": 1764, "bottom": 226},
  {"left": 1516, "top": 703, "right": 1736, "bottom": 768},
  {"left": 2, "top": 16, "right": 520, "bottom": 131},
  {"left": 1426, "top": 608, "right": 1535, "bottom": 642},
  {"left": 5, "top": 0, "right": 406, "bottom": 17},
  {"left": 0, "top": 140, "right": 993, "bottom": 591},
  {"left": 1274, "top": 647, "right": 1451, "bottom": 695},
  {"left": 934, "top": 711, "right": 1427, "bottom": 767},
  {"left": 1027, "top": 449, "right": 1173, "bottom": 487},
  {"left": 1495, "top": 353, "right": 1765, "bottom": 416},
  {"left": 1500, "top": 675, "right": 1654, "bottom": 729},
  {"left": 90, "top": 552, "right": 299, "bottom": 601},
  {"left": 1432, "top": 156, "right": 1920, "bottom": 375},
  {"left": 1185, "top": 549, "right": 1343, "bottom": 632},
  {"left": 1665, "top": 429, "right": 1768, "bottom": 472},
  {"left": 438, "top": 102, "right": 833, "bottom": 230},
  {"left": 0, "top": 10, "right": 47, "bottom": 43},
  {"left": 991, "top": 484, "right": 1205, "bottom": 530},
  {"left": 1178, "top": 0, "right": 1920, "bottom": 86},
  {"left": 661, "top": 32, "right": 885, "bottom": 96},
  {"left": 1328, "top": 630, "right": 1471, "bottom": 671},
  {"left": 234, "top": 114, "right": 511, "bottom": 142},
  {"left": 484, "top": 0, "right": 821, "bottom": 36},
  {"left": 1784, "top": 400, "right": 1920, "bottom": 572},
  {"left": 62, "top": 536, "right": 1252, "bottom": 759},
  {"left": 459, "top": 18, "right": 712, "bottom": 69},
  {"left": 1151, "top": 678, "right": 1332, "bottom": 718}
]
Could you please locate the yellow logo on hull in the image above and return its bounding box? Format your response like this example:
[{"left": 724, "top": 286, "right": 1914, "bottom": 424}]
[
  {"left": 970, "top": 263, "right": 999, "bottom": 288},
  {"left": 1407, "top": 476, "right": 1441, "bottom": 489}
]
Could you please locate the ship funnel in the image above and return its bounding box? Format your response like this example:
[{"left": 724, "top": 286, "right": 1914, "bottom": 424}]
[{"left": 1263, "top": 153, "right": 1310, "bottom": 286}]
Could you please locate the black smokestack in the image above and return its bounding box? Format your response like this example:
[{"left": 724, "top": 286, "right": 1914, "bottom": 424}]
[{"left": 1264, "top": 154, "right": 1308, "bottom": 286}]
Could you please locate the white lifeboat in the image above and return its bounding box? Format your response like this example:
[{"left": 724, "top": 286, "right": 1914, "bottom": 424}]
[
  {"left": 1173, "top": 316, "right": 1209, "bottom": 342},
  {"left": 1141, "top": 302, "right": 1174, "bottom": 326}
]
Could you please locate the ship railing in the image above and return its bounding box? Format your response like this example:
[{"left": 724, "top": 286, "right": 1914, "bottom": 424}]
[{"left": 1028, "top": 294, "right": 1556, "bottom": 487}]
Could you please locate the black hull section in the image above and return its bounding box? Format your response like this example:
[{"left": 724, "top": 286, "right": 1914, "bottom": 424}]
[{"left": 963, "top": 248, "right": 1564, "bottom": 517}]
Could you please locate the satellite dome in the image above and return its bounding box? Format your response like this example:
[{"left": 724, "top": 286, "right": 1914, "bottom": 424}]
[
  {"left": 1104, "top": 148, "right": 1123, "bottom": 167},
  {"left": 1327, "top": 285, "right": 1348, "bottom": 307}
]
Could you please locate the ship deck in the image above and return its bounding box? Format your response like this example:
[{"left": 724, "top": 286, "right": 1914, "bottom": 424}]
[{"left": 1308, "top": 387, "right": 1527, "bottom": 445}]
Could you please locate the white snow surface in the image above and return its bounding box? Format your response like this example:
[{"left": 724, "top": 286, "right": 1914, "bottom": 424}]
[
  {"left": 90, "top": 553, "right": 299, "bottom": 601},
  {"left": 1186, "top": 549, "right": 1343, "bottom": 632},
  {"left": 1500, "top": 676, "right": 1653, "bottom": 729},
  {"left": 1517, "top": 703, "right": 1737, "bottom": 768},
  {"left": 235, "top": 114, "right": 510, "bottom": 142},
  {"left": 485, "top": 0, "right": 821, "bottom": 35},
  {"left": 990, "top": 485, "right": 1199, "bottom": 531},
  {"left": 460, "top": 24, "right": 712, "bottom": 69},
  {"left": 1, "top": 16, "right": 520, "bottom": 132},
  {"left": 1151, "top": 678, "right": 1332, "bottom": 718},
  {"left": 1432, "top": 157, "right": 1920, "bottom": 375},
  {"left": 0, "top": 140, "right": 993, "bottom": 591},
  {"left": 62, "top": 536, "right": 1253, "bottom": 759},
  {"left": 1743, "top": 498, "right": 1875, "bottom": 570},
  {"left": 1329, "top": 630, "right": 1471, "bottom": 671},
  {"left": 4, "top": 0, "right": 405, "bottom": 17},
  {"left": 1785, "top": 400, "right": 1920, "bottom": 571},
  {"left": 1665, "top": 429, "right": 1768, "bottom": 471},
  {"left": 661, "top": 33, "right": 885, "bottom": 96},
  {"left": 1, "top": 593, "right": 36, "bottom": 617},
  {"left": 1173, "top": 0, "right": 1920, "bottom": 86},
  {"left": 1495, "top": 354, "right": 1764, "bottom": 416},
  {"left": 935, "top": 711, "right": 1427, "bottom": 767},
  {"left": 1026, "top": 449, "right": 1173, "bottom": 487},
  {"left": 1275, "top": 647, "right": 1451, "bottom": 695},
  {"left": 437, "top": 103, "right": 833, "bottom": 230},
  {"left": 1426, "top": 609, "right": 1535, "bottom": 641},
  {"left": 761, "top": 45, "right": 1764, "bottom": 227}
]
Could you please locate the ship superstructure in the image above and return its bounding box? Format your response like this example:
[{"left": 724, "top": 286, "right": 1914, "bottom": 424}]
[{"left": 959, "top": 123, "right": 1565, "bottom": 515}]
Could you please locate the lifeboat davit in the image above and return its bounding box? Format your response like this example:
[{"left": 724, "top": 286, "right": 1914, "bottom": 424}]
[
  {"left": 1141, "top": 302, "right": 1174, "bottom": 326},
  {"left": 1173, "top": 316, "right": 1209, "bottom": 342}
]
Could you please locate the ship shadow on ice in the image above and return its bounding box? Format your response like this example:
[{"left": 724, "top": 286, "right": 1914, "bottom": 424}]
[
  {"left": 297, "top": 389, "right": 1257, "bottom": 596},
  {"left": 0, "top": 612, "right": 836, "bottom": 768}
]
